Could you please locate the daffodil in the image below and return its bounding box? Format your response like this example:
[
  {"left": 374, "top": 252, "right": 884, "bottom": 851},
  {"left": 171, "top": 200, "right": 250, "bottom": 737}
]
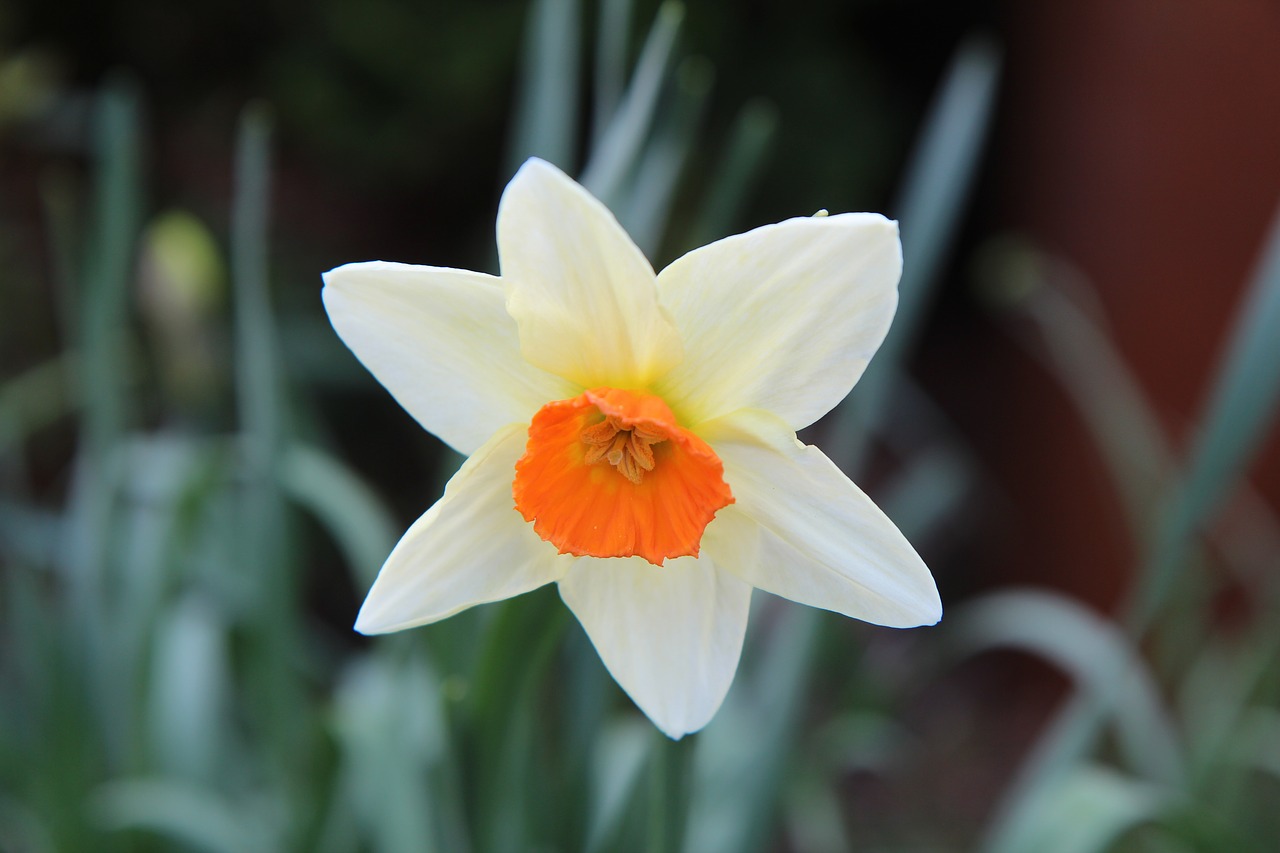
[{"left": 323, "top": 158, "right": 940, "bottom": 739}]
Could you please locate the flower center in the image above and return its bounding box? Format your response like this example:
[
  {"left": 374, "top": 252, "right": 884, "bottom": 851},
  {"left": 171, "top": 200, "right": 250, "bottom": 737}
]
[
  {"left": 513, "top": 387, "right": 734, "bottom": 565},
  {"left": 580, "top": 416, "right": 665, "bottom": 484}
]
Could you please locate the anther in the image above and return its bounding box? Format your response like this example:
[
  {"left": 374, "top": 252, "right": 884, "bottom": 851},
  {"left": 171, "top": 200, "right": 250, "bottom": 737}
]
[{"left": 580, "top": 415, "right": 666, "bottom": 484}]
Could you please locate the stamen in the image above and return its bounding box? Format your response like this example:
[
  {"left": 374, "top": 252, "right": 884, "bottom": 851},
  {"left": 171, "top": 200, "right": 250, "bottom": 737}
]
[{"left": 581, "top": 414, "right": 666, "bottom": 484}]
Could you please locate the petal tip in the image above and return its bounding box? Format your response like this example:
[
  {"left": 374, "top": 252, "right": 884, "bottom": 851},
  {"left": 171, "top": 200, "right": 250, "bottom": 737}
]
[
  {"left": 900, "top": 585, "right": 943, "bottom": 628},
  {"left": 352, "top": 612, "right": 378, "bottom": 636},
  {"left": 508, "top": 156, "right": 570, "bottom": 191},
  {"left": 352, "top": 598, "right": 393, "bottom": 635},
  {"left": 320, "top": 260, "right": 404, "bottom": 293},
  {"left": 653, "top": 720, "right": 693, "bottom": 741},
  {"left": 519, "top": 155, "right": 555, "bottom": 172},
  {"left": 637, "top": 700, "right": 716, "bottom": 742}
]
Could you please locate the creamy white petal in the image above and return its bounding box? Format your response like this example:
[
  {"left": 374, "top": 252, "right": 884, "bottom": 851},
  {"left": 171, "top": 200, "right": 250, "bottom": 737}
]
[
  {"left": 558, "top": 553, "right": 751, "bottom": 739},
  {"left": 654, "top": 214, "right": 901, "bottom": 431},
  {"left": 497, "top": 158, "right": 683, "bottom": 389},
  {"left": 323, "top": 261, "right": 577, "bottom": 456},
  {"left": 700, "top": 409, "right": 941, "bottom": 628},
  {"left": 355, "top": 424, "right": 570, "bottom": 634}
]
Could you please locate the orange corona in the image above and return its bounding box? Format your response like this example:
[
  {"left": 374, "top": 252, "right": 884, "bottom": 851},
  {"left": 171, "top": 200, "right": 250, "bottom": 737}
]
[{"left": 513, "top": 387, "right": 734, "bottom": 565}]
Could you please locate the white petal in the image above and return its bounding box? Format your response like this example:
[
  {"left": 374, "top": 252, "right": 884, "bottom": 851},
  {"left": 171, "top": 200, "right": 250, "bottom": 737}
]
[
  {"left": 355, "top": 424, "right": 570, "bottom": 634},
  {"left": 497, "top": 158, "right": 683, "bottom": 388},
  {"left": 700, "top": 409, "right": 941, "bottom": 628},
  {"left": 654, "top": 214, "right": 901, "bottom": 430},
  {"left": 558, "top": 554, "right": 751, "bottom": 739},
  {"left": 323, "top": 261, "right": 576, "bottom": 456}
]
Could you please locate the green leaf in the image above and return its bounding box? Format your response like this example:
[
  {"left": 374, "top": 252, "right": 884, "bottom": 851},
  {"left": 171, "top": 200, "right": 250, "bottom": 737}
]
[
  {"left": 79, "top": 78, "right": 143, "bottom": 459},
  {"left": 614, "top": 57, "right": 712, "bottom": 258},
  {"left": 987, "top": 764, "right": 1165, "bottom": 853},
  {"left": 330, "top": 652, "right": 450, "bottom": 853},
  {"left": 276, "top": 443, "right": 399, "bottom": 590},
  {"left": 92, "top": 778, "right": 278, "bottom": 853},
  {"left": 145, "top": 594, "right": 230, "bottom": 783},
  {"left": 1136, "top": 206, "right": 1280, "bottom": 629},
  {"left": 580, "top": 1, "right": 684, "bottom": 206},
  {"left": 585, "top": 720, "right": 653, "bottom": 853},
  {"left": 951, "top": 590, "right": 1183, "bottom": 787},
  {"left": 1177, "top": 637, "right": 1276, "bottom": 784},
  {"left": 0, "top": 354, "right": 78, "bottom": 457},
  {"left": 686, "top": 98, "right": 777, "bottom": 250},
  {"left": 1226, "top": 706, "right": 1280, "bottom": 782},
  {"left": 232, "top": 102, "right": 281, "bottom": 470},
  {"left": 977, "top": 246, "right": 1172, "bottom": 540},
  {"left": 591, "top": 0, "right": 634, "bottom": 146},
  {"left": 507, "top": 0, "right": 581, "bottom": 173},
  {"left": 1173, "top": 204, "right": 1280, "bottom": 527},
  {"left": 682, "top": 602, "right": 821, "bottom": 853},
  {"left": 65, "top": 78, "right": 144, "bottom": 771},
  {"left": 859, "top": 34, "right": 1002, "bottom": 413}
]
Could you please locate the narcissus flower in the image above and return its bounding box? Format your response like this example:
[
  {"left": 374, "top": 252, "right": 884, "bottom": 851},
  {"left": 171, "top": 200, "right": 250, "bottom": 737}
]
[{"left": 323, "top": 158, "right": 940, "bottom": 738}]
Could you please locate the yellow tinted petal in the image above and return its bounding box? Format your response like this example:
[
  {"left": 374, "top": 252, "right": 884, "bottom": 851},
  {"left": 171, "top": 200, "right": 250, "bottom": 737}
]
[
  {"left": 558, "top": 554, "right": 751, "bottom": 739},
  {"left": 498, "top": 158, "right": 683, "bottom": 388},
  {"left": 655, "top": 214, "right": 901, "bottom": 430},
  {"left": 354, "top": 425, "right": 570, "bottom": 634},
  {"left": 323, "top": 261, "right": 576, "bottom": 455},
  {"left": 701, "top": 409, "right": 941, "bottom": 628}
]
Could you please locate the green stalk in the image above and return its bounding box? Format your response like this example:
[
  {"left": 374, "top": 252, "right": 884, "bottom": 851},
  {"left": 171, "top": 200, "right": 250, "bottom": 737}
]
[{"left": 70, "top": 79, "right": 143, "bottom": 772}]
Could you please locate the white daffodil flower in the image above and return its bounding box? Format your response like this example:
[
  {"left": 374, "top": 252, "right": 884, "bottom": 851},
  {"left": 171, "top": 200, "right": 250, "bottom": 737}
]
[{"left": 323, "top": 158, "right": 941, "bottom": 739}]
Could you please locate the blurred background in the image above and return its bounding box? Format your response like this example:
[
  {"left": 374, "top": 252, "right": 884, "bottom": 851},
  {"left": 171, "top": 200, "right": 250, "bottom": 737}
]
[{"left": 2, "top": 0, "right": 1279, "bottom": 850}]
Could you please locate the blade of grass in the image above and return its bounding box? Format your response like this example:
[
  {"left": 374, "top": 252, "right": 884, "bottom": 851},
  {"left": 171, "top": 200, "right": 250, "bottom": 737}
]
[
  {"left": 506, "top": 0, "right": 581, "bottom": 174},
  {"left": 555, "top": 629, "right": 612, "bottom": 851},
  {"left": 79, "top": 79, "right": 142, "bottom": 460},
  {"left": 877, "top": 444, "right": 971, "bottom": 543},
  {"left": 975, "top": 234, "right": 1280, "bottom": 851},
  {"left": 230, "top": 102, "right": 311, "bottom": 808},
  {"left": 65, "top": 78, "right": 143, "bottom": 771},
  {"left": 579, "top": 1, "right": 684, "bottom": 206},
  {"left": 39, "top": 166, "right": 84, "bottom": 347},
  {"left": 685, "top": 98, "right": 777, "bottom": 251},
  {"left": 950, "top": 590, "right": 1184, "bottom": 788},
  {"left": 887, "top": 34, "right": 1001, "bottom": 358},
  {"left": 93, "top": 778, "right": 277, "bottom": 853},
  {"left": 681, "top": 602, "right": 822, "bottom": 853},
  {"left": 984, "top": 207, "right": 1280, "bottom": 849},
  {"left": 330, "top": 652, "right": 448, "bottom": 853},
  {"left": 0, "top": 795, "right": 55, "bottom": 853},
  {"left": 1228, "top": 707, "right": 1280, "bottom": 781},
  {"left": 827, "top": 33, "right": 1001, "bottom": 472},
  {"left": 855, "top": 34, "right": 1001, "bottom": 421},
  {"left": 645, "top": 733, "right": 692, "bottom": 853},
  {"left": 0, "top": 500, "right": 63, "bottom": 567},
  {"left": 591, "top": 0, "right": 634, "bottom": 146},
  {"left": 276, "top": 442, "right": 399, "bottom": 591},
  {"left": 585, "top": 720, "right": 653, "bottom": 853},
  {"left": 989, "top": 764, "right": 1166, "bottom": 853},
  {"left": 145, "top": 594, "right": 230, "bottom": 784},
  {"left": 614, "top": 57, "right": 712, "bottom": 258},
  {"left": 1178, "top": 637, "right": 1274, "bottom": 783},
  {"left": 0, "top": 353, "right": 78, "bottom": 457},
  {"left": 470, "top": 591, "right": 571, "bottom": 853},
  {"left": 977, "top": 245, "right": 1172, "bottom": 539},
  {"left": 1131, "top": 204, "right": 1280, "bottom": 632},
  {"left": 115, "top": 435, "right": 224, "bottom": 778},
  {"left": 233, "top": 102, "right": 281, "bottom": 481}
]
